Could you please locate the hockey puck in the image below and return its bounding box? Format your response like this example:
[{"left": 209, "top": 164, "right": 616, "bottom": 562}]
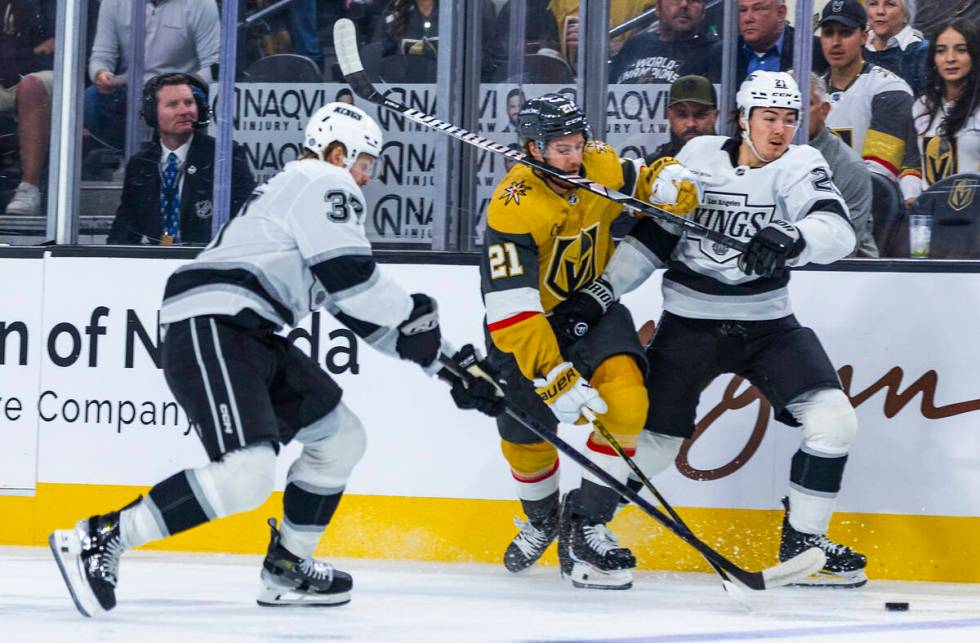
[{"left": 885, "top": 602, "right": 909, "bottom": 611}]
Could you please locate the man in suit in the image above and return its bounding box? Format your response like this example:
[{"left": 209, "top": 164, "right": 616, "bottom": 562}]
[
  {"left": 736, "top": 0, "right": 827, "bottom": 81},
  {"left": 107, "top": 73, "right": 255, "bottom": 245}
]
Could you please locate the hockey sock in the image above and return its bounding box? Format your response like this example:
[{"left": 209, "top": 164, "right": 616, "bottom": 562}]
[
  {"left": 280, "top": 482, "right": 343, "bottom": 559},
  {"left": 788, "top": 448, "right": 848, "bottom": 534},
  {"left": 521, "top": 491, "right": 560, "bottom": 525},
  {"left": 574, "top": 479, "right": 623, "bottom": 525}
]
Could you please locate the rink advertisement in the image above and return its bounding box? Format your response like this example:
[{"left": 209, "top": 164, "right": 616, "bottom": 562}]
[
  {"left": 221, "top": 83, "right": 675, "bottom": 246},
  {"left": 2, "top": 256, "right": 980, "bottom": 581}
]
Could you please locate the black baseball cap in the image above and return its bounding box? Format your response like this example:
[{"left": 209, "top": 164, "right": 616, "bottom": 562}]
[{"left": 819, "top": 0, "right": 867, "bottom": 29}]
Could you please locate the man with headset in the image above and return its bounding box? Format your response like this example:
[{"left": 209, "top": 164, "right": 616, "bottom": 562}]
[{"left": 106, "top": 73, "right": 255, "bottom": 246}]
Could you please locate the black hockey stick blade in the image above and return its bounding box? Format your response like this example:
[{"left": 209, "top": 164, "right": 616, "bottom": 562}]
[
  {"left": 333, "top": 18, "right": 748, "bottom": 254},
  {"left": 436, "top": 354, "right": 825, "bottom": 590}
]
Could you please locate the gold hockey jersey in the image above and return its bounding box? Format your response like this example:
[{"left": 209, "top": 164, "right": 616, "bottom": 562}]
[{"left": 481, "top": 140, "right": 654, "bottom": 381}]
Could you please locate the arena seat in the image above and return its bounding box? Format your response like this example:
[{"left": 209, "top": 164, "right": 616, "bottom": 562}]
[
  {"left": 869, "top": 171, "right": 908, "bottom": 257},
  {"left": 243, "top": 54, "right": 322, "bottom": 83},
  {"left": 912, "top": 172, "right": 980, "bottom": 259}
]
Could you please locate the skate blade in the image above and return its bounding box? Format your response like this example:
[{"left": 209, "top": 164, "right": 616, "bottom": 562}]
[
  {"left": 790, "top": 568, "right": 868, "bottom": 588},
  {"left": 49, "top": 530, "right": 102, "bottom": 618},
  {"left": 562, "top": 562, "right": 633, "bottom": 590},
  {"left": 256, "top": 584, "right": 351, "bottom": 607}
]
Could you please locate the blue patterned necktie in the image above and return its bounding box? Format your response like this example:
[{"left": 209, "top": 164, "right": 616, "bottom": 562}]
[{"left": 160, "top": 152, "right": 181, "bottom": 245}]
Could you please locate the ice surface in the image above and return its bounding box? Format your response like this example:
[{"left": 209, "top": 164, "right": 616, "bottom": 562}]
[{"left": 2, "top": 546, "right": 980, "bottom": 642}]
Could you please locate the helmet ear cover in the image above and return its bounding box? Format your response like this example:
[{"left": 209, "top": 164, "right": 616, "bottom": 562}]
[
  {"left": 141, "top": 72, "right": 212, "bottom": 130},
  {"left": 304, "top": 102, "right": 383, "bottom": 170}
]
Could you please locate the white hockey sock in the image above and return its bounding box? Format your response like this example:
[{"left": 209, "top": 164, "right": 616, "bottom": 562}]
[
  {"left": 120, "top": 499, "right": 167, "bottom": 549},
  {"left": 513, "top": 461, "right": 560, "bottom": 503},
  {"left": 582, "top": 436, "right": 631, "bottom": 490},
  {"left": 280, "top": 522, "right": 324, "bottom": 560},
  {"left": 787, "top": 487, "right": 837, "bottom": 535}
]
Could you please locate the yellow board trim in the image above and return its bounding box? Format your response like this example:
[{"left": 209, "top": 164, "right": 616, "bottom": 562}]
[{"left": 5, "top": 483, "right": 980, "bottom": 583}]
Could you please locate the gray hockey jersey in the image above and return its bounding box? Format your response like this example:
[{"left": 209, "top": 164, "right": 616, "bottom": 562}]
[
  {"left": 160, "top": 159, "right": 413, "bottom": 343},
  {"left": 602, "top": 136, "right": 856, "bottom": 320}
]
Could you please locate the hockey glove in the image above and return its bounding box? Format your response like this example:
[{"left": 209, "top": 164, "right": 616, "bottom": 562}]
[
  {"left": 396, "top": 293, "right": 441, "bottom": 367},
  {"left": 738, "top": 219, "right": 806, "bottom": 279},
  {"left": 647, "top": 157, "right": 702, "bottom": 217},
  {"left": 533, "top": 362, "right": 607, "bottom": 425},
  {"left": 445, "top": 344, "right": 505, "bottom": 417},
  {"left": 549, "top": 278, "right": 614, "bottom": 343}
]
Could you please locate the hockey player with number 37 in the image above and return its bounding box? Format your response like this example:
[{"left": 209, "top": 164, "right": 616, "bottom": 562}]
[
  {"left": 49, "top": 102, "right": 503, "bottom": 617},
  {"left": 482, "top": 93, "right": 701, "bottom": 590},
  {"left": 556, "top": 71, "right": 868, "bottom": 588}
]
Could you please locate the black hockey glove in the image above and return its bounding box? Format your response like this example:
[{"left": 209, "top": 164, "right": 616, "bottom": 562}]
[
  {"left": 549, "top": 278, "right": 615, "bottom": 343},
  {"left": 396, "top": 293, "right": 441, "bottom": 367},
  {"left": 445, "top": 344, "right": 505, "bottom": 417},
  {"left": 738, "top": 219, "right": 806, "bottom": 279}
]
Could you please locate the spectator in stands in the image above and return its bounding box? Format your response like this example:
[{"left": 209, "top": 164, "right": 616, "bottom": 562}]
[
  {"left": 107, "top": 74, "right": 255, "bottom": 246},
  {"left": 335, "top": 88, "right": 355, "bottom": 105},
  {"left": 737, "top": 0, "right": 827, "bottom": 81},
  {"left": 379, "top": 0, "right": 502, "bottom": 80},
  {"left": 0, "top": 0, "right": 56, "bottom": 216},
  {"left": 865, "top": 0, "right": 928, "bottom": 96},
  {"left": 820, "top": 0, "right": 922, "bottom": 204},
  {"left": 914, "top": 2, "right": 980, "bottom": 40},
  {"left": 610, "top": 0, "right": 723, "bottom": 84},
  {"left": 913, "top": 18, "right": 980, "bottom": 192},
  {"left": 807, "top": 73, "right": 879, "bottom": 258},
  {"left": 86, "top": 0, "right": 220, "bottom": 153},
  {"left": 287, "top": 0, "right": 323, "bottom": 68},
  {"left": 547, "top": 0, "right": 655, "bottom": 66},
  {"left": 644, "top": 74, "right": 718, "bottom": 163},
  {"left": 494, "top": 0, "right": 560, "bottom": 59}
]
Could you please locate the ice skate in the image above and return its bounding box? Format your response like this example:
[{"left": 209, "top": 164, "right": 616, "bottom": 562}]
[
  {"left": 780, "top": 497, "right": 867, "bottom": 588},
  {"left": 49, "top": 512, "right": 125, "bottom": 617},
  {"left": 558, "top": 490, "right": 635, "bottom": 589},
  {"left": 257, "top": 518, "right": 352, "bottom": 607},
  {"left": 503, "top": 508, "right": 559, "bottom": 573}
]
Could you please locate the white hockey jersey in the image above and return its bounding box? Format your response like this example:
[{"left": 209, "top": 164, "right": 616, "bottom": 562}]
[
  {"left": 913, "top": 97, "right": 980, "bottom": 188},
  {"left": 602, "top": 136, "right": 856, "bottom": 321},
  {"left": 824, "top": 63, "right": 921, "bottom": 195},
  {"left": 160, "top": 159, "right": 413, "bottom": 345}
]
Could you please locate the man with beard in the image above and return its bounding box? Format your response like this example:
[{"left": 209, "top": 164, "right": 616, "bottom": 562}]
[
  {"left": 646, "top": 75, "right": 719, "bottom": 163},
  {"left": 609, "top": 0, "right": 722, "bottom": 84}
]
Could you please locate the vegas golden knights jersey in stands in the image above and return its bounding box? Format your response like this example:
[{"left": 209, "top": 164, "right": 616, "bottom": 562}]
[{"left": 914, "top": 97, "right": 980, "bottom": 188}]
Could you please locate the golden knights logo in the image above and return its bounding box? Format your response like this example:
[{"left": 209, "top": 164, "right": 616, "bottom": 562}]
[
  {"left": 924, "top": 136, "right": 958, "bottom": 186},
  {"left": 948, "top": 178, "right": 976, "bottom": 212},
  {"left": 544, "top": 223, "right": 600, "bottom": 299},
  {"left": 500, "top": 180, "right": 530, "bottom": 206},
  {"left": 586, "top": 140, "right": 611, "bottom": 154}
]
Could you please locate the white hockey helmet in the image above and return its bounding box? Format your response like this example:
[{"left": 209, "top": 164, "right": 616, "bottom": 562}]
[
  {"left": 303, "top": 102, "right": 383, "bottom": 169},
  {"left": 735, "top": 71, "right": 803, "bottom": 120}
]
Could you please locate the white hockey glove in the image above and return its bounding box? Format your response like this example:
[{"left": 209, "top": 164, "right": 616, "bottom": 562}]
[
  {"left": 647, "top": 157, "right": 701, "bottom": 217},
  {"left": 739, "top": 219, "right": 806, "bottom": 278},
  {"left": 533, "top": 362, "right": 607, "bottom": 424}
]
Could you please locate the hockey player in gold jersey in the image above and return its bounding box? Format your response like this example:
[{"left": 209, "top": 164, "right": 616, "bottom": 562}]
[{"left": 481, "top": 93, "right": 700, "bottom": 589}]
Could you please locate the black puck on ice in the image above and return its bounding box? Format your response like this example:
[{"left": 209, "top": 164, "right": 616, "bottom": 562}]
[{"left": 885, "top": 602, "right": 909, "bottom": 611}]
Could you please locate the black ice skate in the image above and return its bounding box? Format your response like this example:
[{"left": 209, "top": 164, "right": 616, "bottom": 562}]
[
  {"left": 779, "top": 497, "right": 867, "bottom": 588},
  {"left": 49, "top": 512, "right": 125, "bottom": 617},
  {"left": 503, "top": 508, "right": 559, "bottom": 573},
  {"left": 558, "top": 490, "right": 635, "bottom": 590},
  {"left": 257, "top": 518, "right": 352, "bottom": 607}
]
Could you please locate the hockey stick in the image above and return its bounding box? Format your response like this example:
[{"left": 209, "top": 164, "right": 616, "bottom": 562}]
[
  {"left": 581, "top": 408, "right": 739, "bottom": 593},
  {"left": 332, "top": 18, "right": 748, "bottom": 254},
  {"left": 436, "top": 353, "right": 825, "bottom": 591}
]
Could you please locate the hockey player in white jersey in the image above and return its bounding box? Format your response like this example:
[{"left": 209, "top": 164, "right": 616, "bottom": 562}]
[
  {"left": 552, "top": 71, "right": 868, "bottom": 587},
  {"left": 49, "top": 103, "right": 503, "bottom": 617}
]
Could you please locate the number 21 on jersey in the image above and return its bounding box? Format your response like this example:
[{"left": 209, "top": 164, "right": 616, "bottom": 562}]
[{"left": 488, "top": 242, "right": 524, "bottom": 279}]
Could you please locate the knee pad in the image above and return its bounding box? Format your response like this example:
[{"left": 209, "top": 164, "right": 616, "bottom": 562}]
[
  {"left": 590, "top": 354, "right": 648, "bottom": 442},
  {"left": 287, "top": 403, "right": 366, "bottom": 494},
  {"left": 632, "top": 430, "right": 684, "bottom": 478},
  {"left": 192, "top": 442, "right": 277, "bottom": 518},
  {"left": 500, "top": 439, "right": 557, "bottom": 478},
  {"left": 789, "top": 388, "right": 858, "bottom": 456}
]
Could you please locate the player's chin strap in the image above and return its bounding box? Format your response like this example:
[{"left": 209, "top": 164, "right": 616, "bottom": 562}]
[{"left": 435, "top": 347, "right": 826, "bottom": 593}]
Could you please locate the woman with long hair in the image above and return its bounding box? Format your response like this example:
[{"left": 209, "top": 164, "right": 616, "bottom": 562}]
[{"left": 913, "top": 18, "right": 980, "bottom": 191}]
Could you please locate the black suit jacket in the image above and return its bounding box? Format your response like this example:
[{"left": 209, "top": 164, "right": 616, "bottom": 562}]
[
  {"left": 736, "top": 25, "right": 828, "bottom": 82},
  {"left": 107, "top": 133, "right": 256, "bottom": 245}
]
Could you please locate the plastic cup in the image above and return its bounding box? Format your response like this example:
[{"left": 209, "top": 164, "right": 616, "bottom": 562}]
[{"left": 909, "top": 214, "right": 932, "bottom": 258}]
